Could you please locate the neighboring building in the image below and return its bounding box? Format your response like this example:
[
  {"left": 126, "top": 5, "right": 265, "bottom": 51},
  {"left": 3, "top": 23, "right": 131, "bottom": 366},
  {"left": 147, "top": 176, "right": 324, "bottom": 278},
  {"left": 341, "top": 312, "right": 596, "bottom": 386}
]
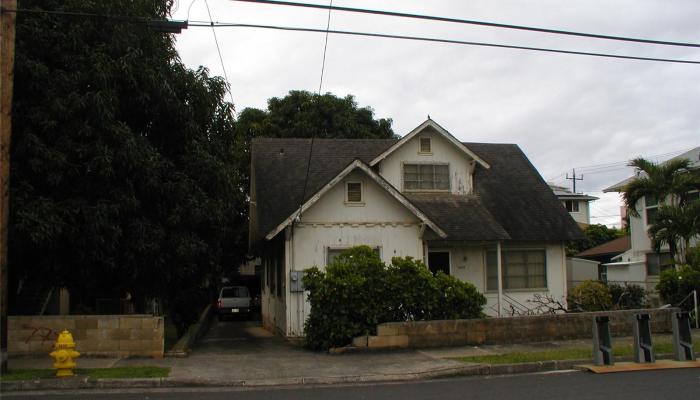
[
  {"left": 603, "top": 146, "right": 700, "bottom": 298},
  {"left": 548, "top": 183, "right": 598, "bottom": 226},
  {"left": 568, "top": 236, "right": 632, "bottom": 288},
  {"left": 249, "top": 119, "right": 584, "bottom": 337}
]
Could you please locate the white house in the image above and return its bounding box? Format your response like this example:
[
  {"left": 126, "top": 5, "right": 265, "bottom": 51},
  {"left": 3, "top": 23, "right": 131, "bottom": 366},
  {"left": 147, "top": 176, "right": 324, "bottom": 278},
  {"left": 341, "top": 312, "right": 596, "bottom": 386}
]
[
  {"left": 249, "top": 119, "right": 584, "bottom": 337},
  {"left": 603, "top": 146, "right": 700, "bottom": 298},
  {"left": 548, "top": 184, "right": 598, "bottom": 226}
]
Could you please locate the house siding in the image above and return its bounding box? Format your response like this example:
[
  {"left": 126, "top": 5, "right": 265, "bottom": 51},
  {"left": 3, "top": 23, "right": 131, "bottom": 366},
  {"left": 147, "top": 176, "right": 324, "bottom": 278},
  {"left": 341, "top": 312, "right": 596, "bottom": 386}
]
[
  {"left": 280, "top": 170, "right": 426, "bottom": 336},
  {"left": 379, "top": 127, "right": 474, "bottom": 195},
  {"left": 449, "top": 243, "right": 567, "bottom": 317}
]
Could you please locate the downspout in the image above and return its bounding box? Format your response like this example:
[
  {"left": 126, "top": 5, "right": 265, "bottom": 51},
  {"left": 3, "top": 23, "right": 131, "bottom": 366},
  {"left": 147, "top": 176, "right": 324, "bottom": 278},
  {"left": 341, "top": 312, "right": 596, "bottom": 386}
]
[{"left": 497, "top": 241, "right": 503, "bottom": 318}]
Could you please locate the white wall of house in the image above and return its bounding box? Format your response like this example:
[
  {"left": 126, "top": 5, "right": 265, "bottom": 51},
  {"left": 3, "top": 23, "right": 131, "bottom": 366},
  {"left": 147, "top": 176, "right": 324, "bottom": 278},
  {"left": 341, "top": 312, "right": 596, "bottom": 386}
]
[
  {"left": 378, "top": 127, "right": 475, "bottom": 195},
  {"left": 438, "top": 243, "right": 567, "bottom": 317},
  {"left": 561, "top": 199, "right": 592, "bottom": 225},
  {"left": 606, "top": 262, "right": 646, "bottom": 286},
  {"left": 566, "top": 257, "right": 600, "bottom": 288},
  {"left": 284, "top": 170, "right": 426, "bottom": 336},
  {"left": 629, "top": 197, "right": 654, "bottom": 259},
  {"left": 483, "top": 243, "right": 567, "bottom": 317}
]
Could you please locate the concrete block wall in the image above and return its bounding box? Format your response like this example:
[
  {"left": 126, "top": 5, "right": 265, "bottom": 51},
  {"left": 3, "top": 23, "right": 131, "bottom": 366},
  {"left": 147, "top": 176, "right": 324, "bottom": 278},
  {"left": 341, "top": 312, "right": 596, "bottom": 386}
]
[
  {"left": 8, "top": 315, "right": 164, "bottom": 357},
  {"left": 354, "top": 308, "right": 678, "bottom": 349}
]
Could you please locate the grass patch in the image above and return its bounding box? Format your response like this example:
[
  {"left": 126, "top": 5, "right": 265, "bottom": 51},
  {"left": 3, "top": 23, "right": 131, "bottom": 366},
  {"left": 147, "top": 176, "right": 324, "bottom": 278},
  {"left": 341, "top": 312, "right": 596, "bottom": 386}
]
[
  {"left": 1, "top": 366, "right": 170, "bottom": 382},
  {"left": 452, "top": 338, "right": 700, "bottom": 365}
]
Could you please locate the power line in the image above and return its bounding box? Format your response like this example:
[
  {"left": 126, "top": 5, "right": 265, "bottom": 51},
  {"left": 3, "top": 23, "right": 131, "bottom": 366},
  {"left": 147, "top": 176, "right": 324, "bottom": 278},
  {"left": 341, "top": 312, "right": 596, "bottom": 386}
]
[
  {"left": 571, "top": 148, "right": 693, "bottom": 171},
  {"left": 5, "top": 8, "right": 699, "bottom": 65},
  {"left": 203, "top": 0, "right": 236, "bottom": 114},
  {"left": 230, "top": 0, "right": 700, "bottom": 48},
  {"left": 186, "top": 22, "right": 700, "bottom": 65},
  {"left": 317, "top": 0, "right": 332, "bottom": 95}
]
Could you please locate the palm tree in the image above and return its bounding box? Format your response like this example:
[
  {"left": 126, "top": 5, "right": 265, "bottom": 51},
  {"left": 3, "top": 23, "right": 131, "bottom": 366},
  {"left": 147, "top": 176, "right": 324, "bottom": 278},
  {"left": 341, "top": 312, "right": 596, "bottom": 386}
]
[
  {"left": 647, "top": 203, "right": 700, "bottom": 263},
  {"left": 623, "top": 157, "right": 698, "bottom": 217},
  {"left": 622, "top": 157, "right": 700, "bottom": 265}
]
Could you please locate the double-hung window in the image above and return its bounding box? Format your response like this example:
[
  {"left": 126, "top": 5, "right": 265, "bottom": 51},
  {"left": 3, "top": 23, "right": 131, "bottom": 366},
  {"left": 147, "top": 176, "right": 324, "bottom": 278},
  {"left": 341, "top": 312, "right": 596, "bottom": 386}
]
[
  {"left": 564, "top": 200, "right": 579, "bottom": 212},
  {"left": 486, "top": 250, "right": 547, "bottom": 291},
  {"left": 403, "top": 163, "right": 449, "bottom": 191},
  {"left": 644, "top": 194, "right": 659, "bottom": 225}
]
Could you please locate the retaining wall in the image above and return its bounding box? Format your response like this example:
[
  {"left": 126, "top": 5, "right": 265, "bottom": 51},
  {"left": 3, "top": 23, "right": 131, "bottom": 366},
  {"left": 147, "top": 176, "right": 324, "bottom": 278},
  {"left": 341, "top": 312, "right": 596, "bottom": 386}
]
[
  {"left": 8, "top": 315, "right": 164, "bottom": 357},
  {"left": 352, "top": 308, "right": 679, "bottom": 349}
]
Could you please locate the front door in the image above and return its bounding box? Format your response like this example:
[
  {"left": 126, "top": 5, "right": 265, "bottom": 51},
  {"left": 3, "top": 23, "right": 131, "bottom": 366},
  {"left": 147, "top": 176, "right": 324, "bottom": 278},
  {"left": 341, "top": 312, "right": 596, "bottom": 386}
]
[{"left": 428, "top": 251, "right": 450, "bottom": 275}]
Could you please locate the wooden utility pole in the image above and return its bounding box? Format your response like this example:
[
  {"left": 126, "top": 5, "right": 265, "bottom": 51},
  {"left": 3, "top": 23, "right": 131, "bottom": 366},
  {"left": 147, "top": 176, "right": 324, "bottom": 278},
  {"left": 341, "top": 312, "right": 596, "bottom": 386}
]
[
  {"left": 566, "top": 168, "right": 583, "bottom": 194},
  {"left": 0, "top": 0, "right": 16, "bottom": 373}
]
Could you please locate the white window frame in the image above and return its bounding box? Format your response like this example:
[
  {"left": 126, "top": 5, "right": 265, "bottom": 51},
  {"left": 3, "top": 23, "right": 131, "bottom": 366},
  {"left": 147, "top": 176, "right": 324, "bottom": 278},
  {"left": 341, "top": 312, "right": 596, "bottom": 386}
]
[
  {"left": 418, "top": 137, "right": 432, "bottom": 154},
  {"left": 485, "top": 248, "right": 548, "bottom": 292},
  {"left": 564, "top": 200, "right": 580, "bottom": 213},
  {"left": 402, "top": 162, "right": 450, "bottom": 192},
  {"left": 345, "top": 181, "right": 364, "bottom": 206},
  {"left": 644, "top": 194, "right": 659, "bottom": 227}
]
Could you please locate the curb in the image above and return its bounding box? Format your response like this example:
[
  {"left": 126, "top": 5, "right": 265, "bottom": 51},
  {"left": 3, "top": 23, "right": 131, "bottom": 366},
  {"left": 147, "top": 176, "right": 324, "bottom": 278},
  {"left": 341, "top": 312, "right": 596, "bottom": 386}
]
[{"left": 5, "top": 354, "right": 682, "bottom": 392}]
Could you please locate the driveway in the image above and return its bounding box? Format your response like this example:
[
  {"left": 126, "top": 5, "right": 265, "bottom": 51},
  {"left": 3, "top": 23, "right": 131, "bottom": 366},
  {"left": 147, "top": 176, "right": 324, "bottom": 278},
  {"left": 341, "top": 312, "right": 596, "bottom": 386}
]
[{"left": 192, "top": 317, "right": 290, "bottom": 355}]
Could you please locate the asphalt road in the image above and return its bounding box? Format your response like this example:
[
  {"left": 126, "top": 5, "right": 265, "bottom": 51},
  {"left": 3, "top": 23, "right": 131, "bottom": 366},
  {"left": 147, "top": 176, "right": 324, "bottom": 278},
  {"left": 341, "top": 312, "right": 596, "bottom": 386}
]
[{"left": 5, "top": 368, "right": 699, "bottom": 400}]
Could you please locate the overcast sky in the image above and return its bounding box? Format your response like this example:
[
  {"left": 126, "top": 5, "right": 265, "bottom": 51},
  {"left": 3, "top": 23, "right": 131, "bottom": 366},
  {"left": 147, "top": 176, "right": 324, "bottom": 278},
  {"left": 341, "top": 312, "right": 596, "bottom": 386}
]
[{"left": 171, "top": 0, "right": 700, "bottom": 228}]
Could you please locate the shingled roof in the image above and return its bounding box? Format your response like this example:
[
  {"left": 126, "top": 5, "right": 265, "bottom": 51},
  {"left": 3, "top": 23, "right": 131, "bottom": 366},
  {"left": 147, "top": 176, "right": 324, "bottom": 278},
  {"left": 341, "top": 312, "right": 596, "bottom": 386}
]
[
  {"left": 250, "top": 137, "right": 584, "bottom": 245},
  {"left": 250, "top": 138, "right": 396, "bottom": 243},
  {"left": 465, "top": 142, "right": 585, "bottom": 241}
]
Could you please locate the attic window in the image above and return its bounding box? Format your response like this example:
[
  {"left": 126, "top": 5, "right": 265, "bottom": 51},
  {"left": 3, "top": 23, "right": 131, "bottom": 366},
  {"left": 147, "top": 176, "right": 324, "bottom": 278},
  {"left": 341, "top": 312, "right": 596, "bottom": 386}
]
[
  {"left": 346, "top": 182, "right": 363, "bottom": 203},
  {"left": 419, "top": 137, "right": 432, "bottom": 154},
  {"left": 404, "top": 164, "right": 449, "bottom": 191}
]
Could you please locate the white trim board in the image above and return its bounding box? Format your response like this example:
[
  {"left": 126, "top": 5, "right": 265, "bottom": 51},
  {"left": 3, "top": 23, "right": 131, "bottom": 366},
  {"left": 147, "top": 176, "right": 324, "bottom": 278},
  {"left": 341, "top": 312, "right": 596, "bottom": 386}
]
[{"left": 369, "top": 119, "right": 490, "bottom": 169}]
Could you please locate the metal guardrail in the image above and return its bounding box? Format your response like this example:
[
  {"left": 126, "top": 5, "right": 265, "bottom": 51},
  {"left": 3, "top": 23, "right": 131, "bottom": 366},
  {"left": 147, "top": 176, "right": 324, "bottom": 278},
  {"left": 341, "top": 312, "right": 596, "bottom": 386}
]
[{"left": 676, "top": 290, "right": 699, "bottom": 329}]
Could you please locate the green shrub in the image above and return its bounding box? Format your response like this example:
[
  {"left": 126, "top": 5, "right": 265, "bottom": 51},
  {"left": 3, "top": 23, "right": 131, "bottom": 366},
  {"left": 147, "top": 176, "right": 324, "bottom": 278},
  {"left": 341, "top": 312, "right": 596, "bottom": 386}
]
[
  {"left": 303, "top": 246, "right": 486, "bottom": 351},
  {"left": 567, "top": 280, "right": 612, "bottom": 312},
  {"left": 607, "top": 283, "right": 647, "bottom": 310},
  {"left": 657, "top": 265, "right": 700, "bottom": 310}
]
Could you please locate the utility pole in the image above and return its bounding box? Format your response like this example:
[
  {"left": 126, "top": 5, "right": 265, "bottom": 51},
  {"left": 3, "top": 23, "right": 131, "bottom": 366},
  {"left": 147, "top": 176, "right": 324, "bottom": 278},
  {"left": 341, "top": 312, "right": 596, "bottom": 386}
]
[
  {"left": 0, "top": 0, "right": 16, "bottom": 374},
  {"left": 566, "top": 168, "right": 583, "bottom": 194}
]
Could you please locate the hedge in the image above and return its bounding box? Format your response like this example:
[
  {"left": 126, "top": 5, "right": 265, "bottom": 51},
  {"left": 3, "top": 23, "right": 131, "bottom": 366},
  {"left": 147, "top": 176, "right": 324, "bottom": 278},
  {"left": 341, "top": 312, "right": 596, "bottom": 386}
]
[{"left": 303, "top": 246, "right": 486, "bottom": 351}]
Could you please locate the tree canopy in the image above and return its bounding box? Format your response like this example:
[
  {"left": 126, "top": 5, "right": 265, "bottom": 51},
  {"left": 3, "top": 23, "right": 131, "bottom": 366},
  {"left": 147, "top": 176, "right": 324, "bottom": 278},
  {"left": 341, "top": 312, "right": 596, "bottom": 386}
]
[
  {"left": 9, "top": 2, "right": 398, "bottom": 323},
  {"left": 10, "top": 0, "right": 244, "bottom": 317}
]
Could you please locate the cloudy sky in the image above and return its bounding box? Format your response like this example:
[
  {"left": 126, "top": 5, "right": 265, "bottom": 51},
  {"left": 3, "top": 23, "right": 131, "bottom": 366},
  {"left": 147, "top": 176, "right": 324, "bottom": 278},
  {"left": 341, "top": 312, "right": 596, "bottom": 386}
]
[{"left": 171, "top": 0, "right": 700, "bottom": 228}]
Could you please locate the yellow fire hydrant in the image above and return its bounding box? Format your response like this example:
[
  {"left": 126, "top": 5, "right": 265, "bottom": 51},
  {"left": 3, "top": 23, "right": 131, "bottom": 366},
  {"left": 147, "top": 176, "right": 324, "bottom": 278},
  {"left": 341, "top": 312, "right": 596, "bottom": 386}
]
[{"left": 49, "top": 330, "right": 80, "bottom": 377}]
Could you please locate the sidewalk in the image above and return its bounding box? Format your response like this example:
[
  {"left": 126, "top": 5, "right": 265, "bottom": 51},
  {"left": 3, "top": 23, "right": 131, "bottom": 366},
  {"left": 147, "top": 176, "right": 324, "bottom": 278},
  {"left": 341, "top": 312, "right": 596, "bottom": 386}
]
[{"left": 4, "top": 328, "right": 699, "bottom": 392}]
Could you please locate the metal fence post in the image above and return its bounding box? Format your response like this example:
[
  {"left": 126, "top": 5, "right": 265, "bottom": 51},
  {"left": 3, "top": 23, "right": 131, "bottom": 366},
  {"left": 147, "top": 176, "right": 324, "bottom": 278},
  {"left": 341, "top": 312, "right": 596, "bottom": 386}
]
[
  {"left": 632, "top": 313, "right": 655, "bottom": 363},
  {"left": 672, "top": 311, "right": 696, "bottom": 361},
  {"left": 592, "top": 315, "right": 614, "bottom": 366}
]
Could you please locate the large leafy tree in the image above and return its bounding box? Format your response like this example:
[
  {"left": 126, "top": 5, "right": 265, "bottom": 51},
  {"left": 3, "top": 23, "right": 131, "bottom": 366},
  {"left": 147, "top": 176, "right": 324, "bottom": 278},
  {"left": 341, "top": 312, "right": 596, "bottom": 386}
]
[
  {"left": 232, "top": 90, "right": 397, "bottom": 216},
  {"left": 622, "top": 157, "right": 700, "bottom": 263},
  {"left": 10, "top": 0, "right": 244, "bottom": 319}
]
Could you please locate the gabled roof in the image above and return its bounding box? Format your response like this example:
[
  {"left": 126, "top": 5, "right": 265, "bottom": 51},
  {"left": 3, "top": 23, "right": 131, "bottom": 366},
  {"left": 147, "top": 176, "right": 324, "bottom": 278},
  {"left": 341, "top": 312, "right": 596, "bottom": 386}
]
[
  {"left": 250, "top": 136, "right": 585, "bottom": 245},
  {"left": 264, "top": 159, "right": 447, "bottom": 241},
  {"left": 250, "top": 138, "right": 397, "bottom": 243},
  {"left": 369, "top": 119, "right": 490, "bottom": 169}
]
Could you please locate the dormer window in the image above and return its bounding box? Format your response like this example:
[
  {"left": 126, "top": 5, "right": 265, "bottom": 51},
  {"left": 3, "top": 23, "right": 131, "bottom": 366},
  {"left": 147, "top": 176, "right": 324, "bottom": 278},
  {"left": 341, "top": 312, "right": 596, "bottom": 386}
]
[
  {"left": 346, "top": 182, "right": 363, "bottom": 204},
  {"left": 404, "top": 163, "right": 449, "bottom": 191},
  {"left": 419, "top": 137, "right": 432, "bottom": 154}
]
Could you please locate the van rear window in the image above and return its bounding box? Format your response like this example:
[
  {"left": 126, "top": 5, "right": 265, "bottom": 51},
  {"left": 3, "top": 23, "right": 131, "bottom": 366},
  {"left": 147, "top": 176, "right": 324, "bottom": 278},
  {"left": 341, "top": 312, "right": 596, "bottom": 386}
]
[{"left": 221, "top": 287, "right": 249, "bottom": 297}]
